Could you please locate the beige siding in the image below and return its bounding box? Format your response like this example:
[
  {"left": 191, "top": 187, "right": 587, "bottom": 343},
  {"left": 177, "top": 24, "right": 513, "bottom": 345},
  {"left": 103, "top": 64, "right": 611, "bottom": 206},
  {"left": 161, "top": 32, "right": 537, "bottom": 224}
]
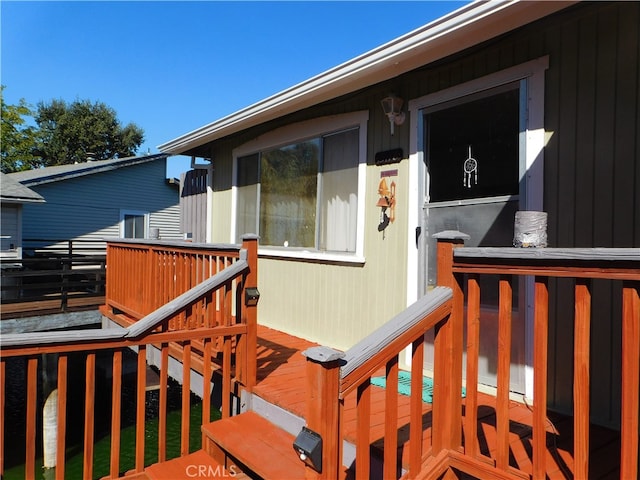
[
  {"left": 258, "top": 160, "right": 410, "bottom": 350},
  {"left": 209, "top": 142, "right": 410, "bottom": 349}
]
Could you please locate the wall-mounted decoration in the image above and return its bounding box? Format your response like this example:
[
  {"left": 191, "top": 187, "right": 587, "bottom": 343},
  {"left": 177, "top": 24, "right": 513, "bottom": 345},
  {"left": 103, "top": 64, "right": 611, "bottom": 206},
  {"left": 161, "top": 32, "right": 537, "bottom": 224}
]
[
  {"left": 375, "top": 148, "right": 403, "bottom": 166},
  {"left": 376, "top": 175, "right": 396, "bottom": 238},
  {"left": 463, "top": 145, "right": 478, "bottom": 188}
]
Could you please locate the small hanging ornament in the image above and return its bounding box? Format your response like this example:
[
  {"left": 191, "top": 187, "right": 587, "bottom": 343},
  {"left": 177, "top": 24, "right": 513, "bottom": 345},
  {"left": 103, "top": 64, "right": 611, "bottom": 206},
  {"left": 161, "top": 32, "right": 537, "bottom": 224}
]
[{"left": 463, "top": 145, "right": 478, "bottom": 188}]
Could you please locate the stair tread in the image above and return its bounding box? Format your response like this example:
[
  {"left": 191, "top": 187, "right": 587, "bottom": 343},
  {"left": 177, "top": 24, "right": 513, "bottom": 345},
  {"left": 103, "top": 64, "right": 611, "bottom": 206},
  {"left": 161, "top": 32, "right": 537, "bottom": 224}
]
[
  {"left": 203, "top": 411, "right": 306, "bottom": 479},
  {"left": 145, "top": 450, "right": 232, "bottom": 479}
]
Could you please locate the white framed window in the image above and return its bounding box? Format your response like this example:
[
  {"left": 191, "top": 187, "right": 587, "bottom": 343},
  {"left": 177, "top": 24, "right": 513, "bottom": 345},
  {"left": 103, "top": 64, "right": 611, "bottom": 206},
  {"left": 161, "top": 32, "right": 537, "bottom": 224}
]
[
  {"left": 119, "top": 210, "right": 149, "bottom": 239},
  {"left": 232, "top": 111, "right": 368, "bottom": 262}
]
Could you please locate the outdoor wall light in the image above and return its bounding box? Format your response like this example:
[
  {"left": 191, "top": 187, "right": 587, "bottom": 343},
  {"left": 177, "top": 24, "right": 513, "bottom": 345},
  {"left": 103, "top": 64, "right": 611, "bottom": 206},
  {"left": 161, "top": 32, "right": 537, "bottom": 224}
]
[
  {"left": 381, "top": 94, "right": 406, "bottom": 135},
  {"left": 245, "top": 287, "right": 260, "bottom": 306},
  {"left": 293, "top": 427, "right": 323, "bottom": 473}
]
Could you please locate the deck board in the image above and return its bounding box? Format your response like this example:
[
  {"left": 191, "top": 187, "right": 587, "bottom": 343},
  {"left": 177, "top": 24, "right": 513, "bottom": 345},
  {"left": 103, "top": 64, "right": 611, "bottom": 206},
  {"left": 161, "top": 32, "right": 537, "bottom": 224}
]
[{"left": 252, "top": 325, "right": 621, "bottom": 479}]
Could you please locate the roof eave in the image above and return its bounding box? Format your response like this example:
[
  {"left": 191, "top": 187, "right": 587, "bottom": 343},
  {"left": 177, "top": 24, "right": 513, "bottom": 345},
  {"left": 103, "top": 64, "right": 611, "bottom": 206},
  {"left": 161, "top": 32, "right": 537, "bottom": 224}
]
[
  {"left": 0, "top": 197, "right": 46, "bottom": 204},
  {"left": 19, "top": 153, "right": 170, "bottom": 186},
  {"left": 158, "top": 0, "right": 576, "bottom": 155}
]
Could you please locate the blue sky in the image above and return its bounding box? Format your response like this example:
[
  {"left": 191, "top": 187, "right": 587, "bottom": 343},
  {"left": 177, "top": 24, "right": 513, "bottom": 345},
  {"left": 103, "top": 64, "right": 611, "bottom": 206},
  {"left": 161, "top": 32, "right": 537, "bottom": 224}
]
[{"left": 2, "top": 1, "right": 467, "bottom": 178}]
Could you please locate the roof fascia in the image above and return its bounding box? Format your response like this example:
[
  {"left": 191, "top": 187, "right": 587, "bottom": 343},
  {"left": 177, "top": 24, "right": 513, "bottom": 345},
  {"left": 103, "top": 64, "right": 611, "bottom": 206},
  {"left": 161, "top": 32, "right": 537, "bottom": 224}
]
[
  {"left": 0, "top": 197, "right": 46, "bottom": 204},
  {"left": 158, "top": 0, "right": 575, "bottom": 155},
  {"left": 20, "top": 154, "right": 169, "bottom": 187}
]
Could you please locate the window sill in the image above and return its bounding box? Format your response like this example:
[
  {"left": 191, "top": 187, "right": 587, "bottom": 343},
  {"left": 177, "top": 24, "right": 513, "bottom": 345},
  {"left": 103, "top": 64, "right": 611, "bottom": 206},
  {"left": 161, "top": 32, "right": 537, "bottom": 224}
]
[{"left": 258, "top": 247, "right": 365, "bottom": 265}]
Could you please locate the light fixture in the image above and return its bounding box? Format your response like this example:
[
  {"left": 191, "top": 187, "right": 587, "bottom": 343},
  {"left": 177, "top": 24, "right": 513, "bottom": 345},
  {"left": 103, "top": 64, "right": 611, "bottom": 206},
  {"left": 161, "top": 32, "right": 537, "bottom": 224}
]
[
  {"left": 381, "top": 95, "right": 406, "bottom": 135},
  {"left": 293, "top": 427, "right": 323, "bottom": 472},
  {"left": 245, "top": 287, "right": 260, "bottom": 306}
]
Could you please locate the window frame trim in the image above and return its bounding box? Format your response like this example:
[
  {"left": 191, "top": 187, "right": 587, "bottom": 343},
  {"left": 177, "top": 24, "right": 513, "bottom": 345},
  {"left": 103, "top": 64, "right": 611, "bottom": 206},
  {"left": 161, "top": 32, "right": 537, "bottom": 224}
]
[
  {"left": 119, "top": 209, "right": 150, "bottom": 239},
  {"left": 231, "top": 111, "right": 368, "bottom": 263}
]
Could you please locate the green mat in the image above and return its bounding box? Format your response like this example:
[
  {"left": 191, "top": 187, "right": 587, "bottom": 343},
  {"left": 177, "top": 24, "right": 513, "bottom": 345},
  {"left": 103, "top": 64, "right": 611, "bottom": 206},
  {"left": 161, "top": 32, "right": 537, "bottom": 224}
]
[{"left": 370, "top": 371, "right": 466, "bottom": 404}]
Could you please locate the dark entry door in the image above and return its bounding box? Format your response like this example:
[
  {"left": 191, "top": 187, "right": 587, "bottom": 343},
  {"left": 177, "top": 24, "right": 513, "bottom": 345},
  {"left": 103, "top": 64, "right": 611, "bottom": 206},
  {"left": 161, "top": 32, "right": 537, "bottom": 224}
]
[{"left": 421, "top": 82, "right": 526, "bottom": 393}]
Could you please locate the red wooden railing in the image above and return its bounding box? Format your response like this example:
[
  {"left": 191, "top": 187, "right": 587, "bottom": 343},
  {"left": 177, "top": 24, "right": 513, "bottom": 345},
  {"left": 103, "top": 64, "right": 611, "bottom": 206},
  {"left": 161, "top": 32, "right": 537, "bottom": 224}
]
[
  {"left": 0, "top": 236, "right": 259, "bottom": 480},
  {"left": 102, "top": 236, "right": 258, "bottom": 389},
  {"left": 451, "top": 242, "right": 639, "bottom": 480},
  {"left": 302, "top": 233, "right": 639, "bottom": 480}
]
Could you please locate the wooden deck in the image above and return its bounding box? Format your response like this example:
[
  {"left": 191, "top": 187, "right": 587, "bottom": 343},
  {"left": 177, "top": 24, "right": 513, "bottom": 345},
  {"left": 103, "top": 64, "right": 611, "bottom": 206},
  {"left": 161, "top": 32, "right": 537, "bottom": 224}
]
[{"left": 252, "top": 324, "right": 621, "bottom": 479}]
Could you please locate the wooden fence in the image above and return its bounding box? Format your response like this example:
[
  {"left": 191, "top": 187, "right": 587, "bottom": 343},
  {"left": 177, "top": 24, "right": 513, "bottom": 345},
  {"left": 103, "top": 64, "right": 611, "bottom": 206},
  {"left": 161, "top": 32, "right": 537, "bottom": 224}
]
[{"left": 1, "top": 239, "right": 106, "bottom": 318}]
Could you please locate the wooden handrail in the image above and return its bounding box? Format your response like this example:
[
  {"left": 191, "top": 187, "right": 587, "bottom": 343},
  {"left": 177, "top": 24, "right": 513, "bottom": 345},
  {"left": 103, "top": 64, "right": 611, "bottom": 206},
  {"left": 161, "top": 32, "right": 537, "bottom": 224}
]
[
  {"left": 303, "top": 279, "right": 456, "bottom": 479},
  {"left": 126, "top": 258, "right": 248, "bottom": 338},
  {"left": 104, "top": 239, "right": 246, "bottom": 321},
  {"left": 453, "top": 246, "right": 639, "bottom": 279},
  {"left": 0, "top": 259, "right": 249, "bottom": 348},
  {"left": 0, "top": 236, "right": 260, "bottom": 479},
  {"left": 339, "top": 286, "right": 452, "bottom": 396},
  {"left": 451, "top": 245, "right": 639, "bottom": 480},
  {"left": 302, "top": 234, "right": 639, "bottom": 480}
]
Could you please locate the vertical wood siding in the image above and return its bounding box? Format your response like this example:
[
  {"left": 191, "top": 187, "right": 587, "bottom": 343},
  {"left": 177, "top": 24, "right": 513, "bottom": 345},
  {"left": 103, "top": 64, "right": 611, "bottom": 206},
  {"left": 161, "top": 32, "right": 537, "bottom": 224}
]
[{"left": 180, "top": 170, "right": 208, "bottom": 242}]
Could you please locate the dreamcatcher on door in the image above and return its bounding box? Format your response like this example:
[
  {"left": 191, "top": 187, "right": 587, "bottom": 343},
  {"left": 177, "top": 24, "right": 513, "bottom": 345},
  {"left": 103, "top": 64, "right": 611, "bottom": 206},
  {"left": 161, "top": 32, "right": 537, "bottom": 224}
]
[{"left": 463, "top": 145, "right": 478, "bottom": 188}]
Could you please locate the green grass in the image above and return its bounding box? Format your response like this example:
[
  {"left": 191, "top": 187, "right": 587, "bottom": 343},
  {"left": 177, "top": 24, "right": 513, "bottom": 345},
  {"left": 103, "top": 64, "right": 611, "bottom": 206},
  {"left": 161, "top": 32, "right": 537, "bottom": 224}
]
[{"left": 4, "top": 401, "right": 221, "bottom": 480}]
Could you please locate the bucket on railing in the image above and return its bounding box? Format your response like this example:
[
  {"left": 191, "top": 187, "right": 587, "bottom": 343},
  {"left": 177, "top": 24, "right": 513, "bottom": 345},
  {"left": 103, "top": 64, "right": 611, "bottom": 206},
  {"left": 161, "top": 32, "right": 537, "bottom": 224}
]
[{"left": 513, "top": 211, "right": 547, "bottom": 247}]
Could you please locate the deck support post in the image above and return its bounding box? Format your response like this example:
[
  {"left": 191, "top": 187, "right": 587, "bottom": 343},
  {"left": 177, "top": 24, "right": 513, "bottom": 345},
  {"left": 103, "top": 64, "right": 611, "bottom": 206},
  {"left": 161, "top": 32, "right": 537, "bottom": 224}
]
[
  {"left": 241, "top": 234, "right": 259, "bottom": 390},
  {"left": 432, "top": 231, "right": 468, "bottom": 454},
  {"left": 302, "top": 346, "right": 345, "bottom": 480}
]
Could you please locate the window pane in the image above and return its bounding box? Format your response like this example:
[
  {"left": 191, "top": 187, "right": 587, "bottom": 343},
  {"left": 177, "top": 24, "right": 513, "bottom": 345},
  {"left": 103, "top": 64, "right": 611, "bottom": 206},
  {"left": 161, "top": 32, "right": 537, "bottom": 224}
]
[
  {"left": 134, "top": 215, "right": 145, "bottom": 238},
  {"left": 124, "top": 215, "right": 134, "bottom": 238},
  {"left": 260, "top": 140, "right": 320, "bottom": 247},
  {"left": 320, "top": 129, "right": 359, "bottom": 252},
  {"left": 426, "top": 87, "right": 519, "bottom": 202},
  {"left": 124, "top": 214, "right": 145, "bottom": 238},
  {"left": 236, "top": 154, "right": 260, "bottom": 239}
]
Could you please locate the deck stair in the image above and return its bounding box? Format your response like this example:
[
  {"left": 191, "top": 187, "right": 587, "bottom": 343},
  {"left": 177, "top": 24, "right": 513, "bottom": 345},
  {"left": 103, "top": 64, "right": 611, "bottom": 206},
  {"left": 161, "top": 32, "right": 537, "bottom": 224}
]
[
  {"left": 142, "top": 407, "right": 350, "bottom": 479},
  {"left": 144, "top": 450, "right": 247, "bottom": 479},
  {"left": 141, "top": 405, "right": 345, "bottom": 479},
  {"left": 202, "top": 410, "right": 307, "bottom": 479}
]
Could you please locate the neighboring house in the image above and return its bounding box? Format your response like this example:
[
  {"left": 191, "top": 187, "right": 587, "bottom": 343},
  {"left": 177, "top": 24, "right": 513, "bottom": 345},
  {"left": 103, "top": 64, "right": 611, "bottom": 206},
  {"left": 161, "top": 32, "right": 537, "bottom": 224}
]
[
  {"left": 8, "top": 154, "right": 183, "bottom": 248},
  {"left": 0, "top": 173, "right": 45, "bottom": 260},
  {"left": 159, "top": 1, "right": 639, "bottom": 428}
]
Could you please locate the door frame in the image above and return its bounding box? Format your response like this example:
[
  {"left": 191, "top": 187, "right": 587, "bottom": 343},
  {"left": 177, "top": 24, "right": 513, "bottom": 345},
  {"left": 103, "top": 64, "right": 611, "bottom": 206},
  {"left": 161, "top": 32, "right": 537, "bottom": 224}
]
[{"left": 405, "top": 56, "right": 549, "bottom": 399}]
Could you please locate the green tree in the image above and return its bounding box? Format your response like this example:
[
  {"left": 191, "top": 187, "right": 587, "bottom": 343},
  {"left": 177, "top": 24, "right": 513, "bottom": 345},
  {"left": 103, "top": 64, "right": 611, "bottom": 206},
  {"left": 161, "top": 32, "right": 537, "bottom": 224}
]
[
  {"left": 1, "top": 86, "right": 40, "bottom": 173},
  {"left": 34, "top": 98, "right": 144, "bottom": 165}
]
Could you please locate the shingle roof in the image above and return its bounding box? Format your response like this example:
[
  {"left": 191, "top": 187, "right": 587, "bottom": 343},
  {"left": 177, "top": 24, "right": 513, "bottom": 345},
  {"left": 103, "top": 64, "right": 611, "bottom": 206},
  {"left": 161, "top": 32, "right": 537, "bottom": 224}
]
[
  {"left": 0, "top": 173, "right": 45, "bottom": 204},
  {"left": 7, "top": 153, "right": 169, "bottom": 186}
]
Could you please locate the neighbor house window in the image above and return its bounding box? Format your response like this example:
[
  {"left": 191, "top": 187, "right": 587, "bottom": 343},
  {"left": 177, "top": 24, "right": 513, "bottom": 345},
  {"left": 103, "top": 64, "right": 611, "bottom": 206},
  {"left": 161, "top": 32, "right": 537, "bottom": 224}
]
[
  {"left": 120, "top": 210, "right": 148, "bottom": 239},
  {"left": 234, "top": 112, "right": 366, "bottom": 256}
]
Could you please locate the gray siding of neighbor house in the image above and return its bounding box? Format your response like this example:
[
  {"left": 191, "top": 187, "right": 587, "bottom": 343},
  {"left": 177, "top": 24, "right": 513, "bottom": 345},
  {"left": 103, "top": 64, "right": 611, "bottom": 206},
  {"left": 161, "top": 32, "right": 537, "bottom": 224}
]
[
  {"left": 0, "top": 205, "right": 21, "bottom": 258},
  {"left": 195, "top": 2, "right": 638, "bottom": 428},
  {"left": 21, "top": 159, "right": 181, "bottom": 242}
]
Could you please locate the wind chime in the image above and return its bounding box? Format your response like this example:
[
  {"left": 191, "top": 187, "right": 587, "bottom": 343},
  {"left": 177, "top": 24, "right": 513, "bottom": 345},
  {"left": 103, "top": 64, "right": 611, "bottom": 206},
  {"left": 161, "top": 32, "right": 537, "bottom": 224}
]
[{"left": 463, "top": 145, "right": 478, "bottom": 188}]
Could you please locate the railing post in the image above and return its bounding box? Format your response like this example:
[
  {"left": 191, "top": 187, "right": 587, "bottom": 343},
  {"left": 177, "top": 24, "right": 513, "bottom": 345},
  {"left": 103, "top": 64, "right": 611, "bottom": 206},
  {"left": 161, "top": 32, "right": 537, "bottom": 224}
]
[
  {"left": 241, "top": 234, "right": 259, "bottom": 390},
  {"left": 432, "top": 231, "right": 468, "bottom": 453},
  {"left": 301, "top": 346, "right": 345, "bottom": 480},
  {"left": 620, "top": 281, "right": 640, "bottom": 480}
]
